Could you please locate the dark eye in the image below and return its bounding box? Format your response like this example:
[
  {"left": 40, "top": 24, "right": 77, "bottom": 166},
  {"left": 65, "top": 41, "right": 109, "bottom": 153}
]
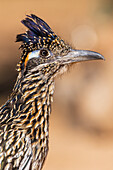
[{"left": 40, "top": 49, "right": 49, "bottom": 57}]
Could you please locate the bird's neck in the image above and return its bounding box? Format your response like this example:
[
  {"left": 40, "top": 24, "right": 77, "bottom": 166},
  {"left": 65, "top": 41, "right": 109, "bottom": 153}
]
[
  {"left": 15, "top": 69, "right": 55, "bottom": 133},
  {"left": 9, "top": 69, "right": 55, "bottom": 165},
  {"left": 11, "top": 63, "right": 65, "bottom": 133}
]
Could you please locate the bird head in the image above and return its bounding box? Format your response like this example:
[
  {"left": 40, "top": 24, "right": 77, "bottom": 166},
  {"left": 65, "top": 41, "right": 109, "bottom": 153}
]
[{"left": 16, "top": 14, "right": 104, "bottom": 78}]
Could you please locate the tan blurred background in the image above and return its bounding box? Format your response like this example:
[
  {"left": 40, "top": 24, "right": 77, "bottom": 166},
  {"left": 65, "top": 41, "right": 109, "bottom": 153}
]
[{"left": 0, "top": 0, "right": 113, "bottom": 169}]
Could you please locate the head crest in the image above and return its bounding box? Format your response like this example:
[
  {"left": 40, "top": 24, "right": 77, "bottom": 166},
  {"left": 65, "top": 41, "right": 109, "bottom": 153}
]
[{"left": 16, "top": 14, "right": 56, "bottom": 44}]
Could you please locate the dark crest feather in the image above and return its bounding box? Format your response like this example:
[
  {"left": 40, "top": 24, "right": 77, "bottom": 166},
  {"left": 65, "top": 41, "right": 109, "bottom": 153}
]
[{"left": 16, "top": 14, "right": 56, "bottom": 43}]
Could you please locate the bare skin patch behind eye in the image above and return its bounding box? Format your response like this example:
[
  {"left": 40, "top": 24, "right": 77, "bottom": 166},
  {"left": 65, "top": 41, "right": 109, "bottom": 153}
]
[{"left": 25, "top": 50, "right": 40, "bottom": 67}]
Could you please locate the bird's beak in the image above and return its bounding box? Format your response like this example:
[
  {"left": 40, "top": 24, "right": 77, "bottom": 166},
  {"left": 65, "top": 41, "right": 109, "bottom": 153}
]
[{"left": 59, "top": 50, "right": 105, "bottom": 65}]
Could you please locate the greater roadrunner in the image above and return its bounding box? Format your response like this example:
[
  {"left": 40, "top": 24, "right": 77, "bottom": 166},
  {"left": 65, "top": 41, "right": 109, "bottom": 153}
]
[{"left": 0, "top": 14, "right": 104, "bottom": 170}]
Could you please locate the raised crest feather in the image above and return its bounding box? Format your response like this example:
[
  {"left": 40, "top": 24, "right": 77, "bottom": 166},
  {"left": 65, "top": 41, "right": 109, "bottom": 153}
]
[{"left": 16, "top": 14, "right": 56, "bottom": 43}]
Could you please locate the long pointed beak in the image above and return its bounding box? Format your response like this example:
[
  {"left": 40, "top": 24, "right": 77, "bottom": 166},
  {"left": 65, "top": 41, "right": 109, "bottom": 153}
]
[{"left": 59, "top": 50, "right": 105, "bottom": 65}]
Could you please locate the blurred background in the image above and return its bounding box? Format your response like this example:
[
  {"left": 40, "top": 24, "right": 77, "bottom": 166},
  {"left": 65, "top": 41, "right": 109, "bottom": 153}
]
[{"left": 0, "top": 0, "right": 113, "bottom": 169}]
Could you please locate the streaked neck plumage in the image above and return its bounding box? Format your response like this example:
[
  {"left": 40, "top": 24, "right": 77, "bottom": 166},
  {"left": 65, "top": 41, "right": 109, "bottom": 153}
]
[{"left": 8, "top": 63, "right": 61, "bottom": 169}]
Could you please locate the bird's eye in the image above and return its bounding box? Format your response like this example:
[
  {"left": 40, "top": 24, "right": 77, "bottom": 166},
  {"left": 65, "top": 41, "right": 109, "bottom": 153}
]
[{"left": 40, "top": 49, "right": 49, "bottom": 57}]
